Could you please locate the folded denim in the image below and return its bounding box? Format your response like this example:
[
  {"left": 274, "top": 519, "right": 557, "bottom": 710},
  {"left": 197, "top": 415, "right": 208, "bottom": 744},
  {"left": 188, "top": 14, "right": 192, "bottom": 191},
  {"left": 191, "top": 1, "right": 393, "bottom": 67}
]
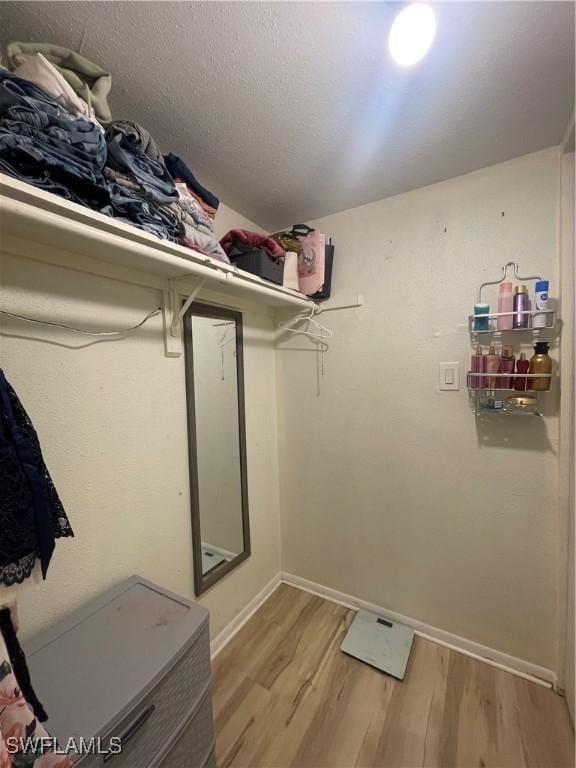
[
  {"left": 106, "top": 126, "right": 178, "bottom": 205},
  {"left": 164, "top": 152, "right": 219, "bottom": 210},
  {"left": 0, "top": 70, "right": 108, "bottom": 206},
  {"left": 104, "top": 182, "right": 183, "bottom": 241}
]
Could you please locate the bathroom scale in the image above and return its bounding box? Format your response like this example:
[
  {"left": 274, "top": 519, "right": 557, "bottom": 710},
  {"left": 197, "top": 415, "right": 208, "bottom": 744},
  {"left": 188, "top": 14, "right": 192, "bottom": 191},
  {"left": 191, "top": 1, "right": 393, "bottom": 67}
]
[{"left": 340, "top": 610, "right": 414, "bottom": 680}]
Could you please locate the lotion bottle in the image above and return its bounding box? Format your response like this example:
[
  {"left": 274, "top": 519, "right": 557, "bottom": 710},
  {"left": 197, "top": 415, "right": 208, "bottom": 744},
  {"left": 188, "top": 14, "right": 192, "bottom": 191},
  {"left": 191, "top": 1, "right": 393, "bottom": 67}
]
[
  {"left": 485, "top": 345, "right": 501, "bottom": 389},
  {"left": 470, "top": 345, "right": 485, "bottom": 389},
  {"left": 497, "top": 282, "right": 513, "bottom": 331}
]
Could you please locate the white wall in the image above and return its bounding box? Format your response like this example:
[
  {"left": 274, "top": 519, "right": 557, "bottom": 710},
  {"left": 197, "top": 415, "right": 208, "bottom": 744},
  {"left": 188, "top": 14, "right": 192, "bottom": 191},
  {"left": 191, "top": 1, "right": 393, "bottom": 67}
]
[
  {"left": 277, "top": 148, "right": 564, "bottom": 673},
  {"left": 0, "top": 203, "right": 281, "bottom": 641},
  {"left": 560, "top": 149, "right": 575, "bottom": 719}
]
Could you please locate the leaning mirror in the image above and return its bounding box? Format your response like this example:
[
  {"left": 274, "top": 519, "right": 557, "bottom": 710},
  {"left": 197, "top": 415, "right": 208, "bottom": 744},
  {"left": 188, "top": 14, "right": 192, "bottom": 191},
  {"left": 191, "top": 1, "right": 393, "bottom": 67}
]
[{"left": 183, "top": 303, "right": 250, "bottom": 595}]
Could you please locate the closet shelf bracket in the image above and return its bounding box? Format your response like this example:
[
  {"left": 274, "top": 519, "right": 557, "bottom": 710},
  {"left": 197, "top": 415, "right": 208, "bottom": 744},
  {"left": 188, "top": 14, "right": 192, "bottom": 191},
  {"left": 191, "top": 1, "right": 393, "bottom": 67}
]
[{"left": 163, "top": 277, "right": 206, "bottom": 357}]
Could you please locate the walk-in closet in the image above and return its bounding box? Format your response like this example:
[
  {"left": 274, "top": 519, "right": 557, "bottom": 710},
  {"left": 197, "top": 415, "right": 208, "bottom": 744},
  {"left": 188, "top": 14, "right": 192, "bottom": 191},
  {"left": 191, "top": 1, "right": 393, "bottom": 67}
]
[{"left": 0, "top": 2, "right": 574, "bottom": 766}]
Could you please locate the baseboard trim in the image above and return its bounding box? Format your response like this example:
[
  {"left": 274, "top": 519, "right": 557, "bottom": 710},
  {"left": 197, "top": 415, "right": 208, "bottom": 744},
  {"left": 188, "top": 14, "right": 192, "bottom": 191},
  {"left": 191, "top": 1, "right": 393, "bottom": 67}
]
[
  {"left": 281, "top": 572, "right": 556, "bottom": 688},
  {"left": 210, "top": 573, "right": 282, "bottom": 659}
]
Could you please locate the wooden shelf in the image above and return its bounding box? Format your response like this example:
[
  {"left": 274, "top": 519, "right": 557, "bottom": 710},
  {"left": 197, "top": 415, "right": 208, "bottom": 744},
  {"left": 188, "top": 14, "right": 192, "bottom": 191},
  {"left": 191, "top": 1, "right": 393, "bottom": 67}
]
[{"left": 0, "top": 174, "right": 312, "bottom": 312}]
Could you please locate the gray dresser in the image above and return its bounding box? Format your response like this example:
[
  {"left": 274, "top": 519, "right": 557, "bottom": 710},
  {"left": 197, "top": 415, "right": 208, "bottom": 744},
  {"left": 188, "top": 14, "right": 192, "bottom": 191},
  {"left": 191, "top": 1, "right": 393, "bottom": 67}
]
[{"left": 24, "top": 576, "right": 215, "bottom": 768}]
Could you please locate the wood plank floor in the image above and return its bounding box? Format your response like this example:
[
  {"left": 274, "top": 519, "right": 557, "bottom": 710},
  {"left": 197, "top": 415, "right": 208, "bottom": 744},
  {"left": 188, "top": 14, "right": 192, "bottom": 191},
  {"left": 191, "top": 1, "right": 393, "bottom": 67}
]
[{"left": 212, "top": 584, "right": 574, "bottom": 768}]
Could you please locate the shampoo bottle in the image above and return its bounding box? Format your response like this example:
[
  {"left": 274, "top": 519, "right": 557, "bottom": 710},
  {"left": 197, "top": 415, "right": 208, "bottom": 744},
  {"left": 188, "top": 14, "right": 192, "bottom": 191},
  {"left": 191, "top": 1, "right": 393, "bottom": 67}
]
[
  {"left": 497, "top": 282, "right": 513, "bottom": 331},
  {"left": 500, "top": 345, "right": 515, "bottom": 389},
  {"left": 529, "top": 342, "right": 552, "bottom": 391},
  {"left": 485, "top": 345, "right": 501, "bottom": 389},
  {"left": 514, "top": 353, "right": 529, "bottom": 391},
  {"left": 470, "top": 346, "right": 485, "bottom": 389},
  {"left": 513, "top": 285, "right": 530, "bottom": 329}
]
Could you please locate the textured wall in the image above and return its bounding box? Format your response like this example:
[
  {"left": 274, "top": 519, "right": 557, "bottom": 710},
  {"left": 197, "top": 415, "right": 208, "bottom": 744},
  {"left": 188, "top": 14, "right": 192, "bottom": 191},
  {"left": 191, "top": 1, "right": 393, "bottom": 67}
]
[
  {"left": 277, "top": 148, "right": 564, "bottom": 671},
  {"left": 0, "top": 204, "right": 281, "bottom": 641}
]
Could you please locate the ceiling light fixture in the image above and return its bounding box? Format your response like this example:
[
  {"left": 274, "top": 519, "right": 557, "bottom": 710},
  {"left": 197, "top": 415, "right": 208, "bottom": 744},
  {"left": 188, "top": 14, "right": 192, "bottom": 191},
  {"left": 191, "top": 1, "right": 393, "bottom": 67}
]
[{"left": 389, "top": 3, "right": 437, "bottom": 67}]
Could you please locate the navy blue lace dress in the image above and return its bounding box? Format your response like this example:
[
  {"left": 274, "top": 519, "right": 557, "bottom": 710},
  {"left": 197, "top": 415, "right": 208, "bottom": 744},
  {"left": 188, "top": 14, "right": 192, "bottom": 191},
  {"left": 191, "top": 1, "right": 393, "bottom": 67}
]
[{"left": 0, "top": 369, "right": 73, "bottom": 586}]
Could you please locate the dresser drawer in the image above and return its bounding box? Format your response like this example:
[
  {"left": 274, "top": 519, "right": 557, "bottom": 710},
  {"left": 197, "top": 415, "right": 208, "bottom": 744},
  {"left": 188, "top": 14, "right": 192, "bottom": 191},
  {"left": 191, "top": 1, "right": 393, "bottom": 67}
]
[
  {"left": 157, "top": 689, "right": 215, "bottom": 768},
  {"left": 80, "top": 623, "right": 211, "bottom": 768}
]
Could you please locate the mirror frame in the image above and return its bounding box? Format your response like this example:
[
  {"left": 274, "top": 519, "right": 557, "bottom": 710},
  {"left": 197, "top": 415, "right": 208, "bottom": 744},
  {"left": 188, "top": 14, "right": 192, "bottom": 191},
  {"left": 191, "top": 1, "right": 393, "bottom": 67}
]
[{"left": 183, "top": 301, "right": 251, "bottom": 596}]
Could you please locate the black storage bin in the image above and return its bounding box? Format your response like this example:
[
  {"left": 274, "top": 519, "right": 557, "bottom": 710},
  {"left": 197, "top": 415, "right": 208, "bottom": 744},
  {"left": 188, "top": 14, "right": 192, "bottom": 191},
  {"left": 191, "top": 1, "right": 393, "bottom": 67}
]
[{"left": 230, "top": 247, "right": 284, "bottom": 285}]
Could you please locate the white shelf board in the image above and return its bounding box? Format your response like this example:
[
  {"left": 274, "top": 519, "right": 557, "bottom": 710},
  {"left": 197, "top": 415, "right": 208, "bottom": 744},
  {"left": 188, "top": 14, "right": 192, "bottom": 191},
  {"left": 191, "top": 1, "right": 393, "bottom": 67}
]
[{"left": 0, "top": 174, "right": 312, "bottom": 311}]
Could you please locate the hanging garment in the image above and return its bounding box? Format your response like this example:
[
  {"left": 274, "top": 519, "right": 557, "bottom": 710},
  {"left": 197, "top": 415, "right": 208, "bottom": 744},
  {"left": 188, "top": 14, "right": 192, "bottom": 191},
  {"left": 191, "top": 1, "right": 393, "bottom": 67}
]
[
  {"left": 7, "top": 41, "right": 112, "bottom": 124},
  {"left": 0, "top": 370, "right": 73, "bottom": 587},
  {"left": 0, "top": 630, "right": 71, "bottom": 767},
  {"left": 0, "top": 608, "right": 47, "bottom": 722},
  {"left": 164, "top": 153, "right": 220, "bottom": 211},
  {"left": 10, "top": 53, "right": 102, "bottom": 129}
]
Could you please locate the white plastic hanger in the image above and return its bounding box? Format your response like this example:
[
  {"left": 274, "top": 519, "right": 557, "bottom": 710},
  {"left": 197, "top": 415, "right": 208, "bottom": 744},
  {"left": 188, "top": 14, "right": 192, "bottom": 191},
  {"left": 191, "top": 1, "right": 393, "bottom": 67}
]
[{"left": 277, "top": 304, "right": 333, "bottom": 340}]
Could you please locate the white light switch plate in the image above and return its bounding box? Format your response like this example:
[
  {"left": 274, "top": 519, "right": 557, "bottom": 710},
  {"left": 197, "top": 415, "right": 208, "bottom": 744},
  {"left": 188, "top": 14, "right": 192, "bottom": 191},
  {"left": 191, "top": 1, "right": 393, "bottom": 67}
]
[{"left": 439, "top": 362, "right": 460, "bottom": 390}]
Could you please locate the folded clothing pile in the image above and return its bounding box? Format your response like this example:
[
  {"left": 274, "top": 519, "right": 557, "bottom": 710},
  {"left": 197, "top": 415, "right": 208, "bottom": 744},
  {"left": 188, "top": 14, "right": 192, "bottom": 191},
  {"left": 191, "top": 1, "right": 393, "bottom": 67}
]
[
  {"left": 0, "top": 42, "right": 227, "bottom": 257},
  {"left": 102, "top": 120, "right": 183, "bottom": 241},
  {"left": 0, "top": 69, "right": 108, "bottom": 207},
  {"left": 164, "top": 152, "right": 219, "bottom": 218}
]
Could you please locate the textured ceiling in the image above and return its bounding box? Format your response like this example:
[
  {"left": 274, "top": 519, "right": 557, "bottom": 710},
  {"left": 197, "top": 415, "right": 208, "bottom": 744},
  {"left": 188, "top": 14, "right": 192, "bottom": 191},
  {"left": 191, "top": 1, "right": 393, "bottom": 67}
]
[{"left": 1, "top": 2, "right": 574, "bottom": 229}]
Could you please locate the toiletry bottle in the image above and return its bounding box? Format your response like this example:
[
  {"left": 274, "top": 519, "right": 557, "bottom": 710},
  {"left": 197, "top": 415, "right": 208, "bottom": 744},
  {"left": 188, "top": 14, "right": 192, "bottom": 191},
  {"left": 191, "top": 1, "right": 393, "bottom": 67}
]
[
  {"left": 474, "top": 303, "right": 490, "bottom": 332},
  {"left": 513, "top": 285, "right": 530, "bottom": 329},
  {"left": 500, "top": 345, "right": 515, "bottom": 389},
  {"left": 497, "top": 282, "right": 513, "bottom": 330},
  {"left": 514, "top": 353, "right": 529, "bottom": 391},
  {"left": 529, "top": 341, "right": 552, "bottom": 391},
  {"left": 485, "top": 345, "right": 501, "bottom": 389},
  {"left": 533, "top": 280, "right": 550, "bottom": 329},
  {"left": 470, "top": 345, "right": 485, "bottom": 389}
]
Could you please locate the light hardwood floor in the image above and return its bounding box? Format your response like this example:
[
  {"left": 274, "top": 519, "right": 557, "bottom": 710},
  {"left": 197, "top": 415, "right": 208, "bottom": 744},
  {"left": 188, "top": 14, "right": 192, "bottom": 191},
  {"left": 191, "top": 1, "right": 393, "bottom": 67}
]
[{"left": 212, "top": 584, "right": 574, "bottom": 768}]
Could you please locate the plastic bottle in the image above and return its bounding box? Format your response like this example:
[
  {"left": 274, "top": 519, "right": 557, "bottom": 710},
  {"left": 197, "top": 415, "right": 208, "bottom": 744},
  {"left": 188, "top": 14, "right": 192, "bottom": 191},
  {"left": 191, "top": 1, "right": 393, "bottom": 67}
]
[
  {"left": 474, "top": 303, "right": 490, "bottom": 332},
  {"left": 533, "top": 280, "right": 550, "bottom": 329},
  {"left": 470, "top": 346, "right": 486, "bottom": 389},
  {"left": 485, "top": 345, "right": 501, "bottom": 389},
  {"left": 500, "top": 345, "right": 515, "bottom": 389},
  {"left": 513, "top": 285, "right": 530, "bottom": 329},
  {"left": 497, "top": 282, "right": 513, "bottom": 331},
  {"left": 529, "top": 342, "right": 552, "bottom": 391},
  {"left": 514, "top": 353, "right": 529, "bottom": 391}
]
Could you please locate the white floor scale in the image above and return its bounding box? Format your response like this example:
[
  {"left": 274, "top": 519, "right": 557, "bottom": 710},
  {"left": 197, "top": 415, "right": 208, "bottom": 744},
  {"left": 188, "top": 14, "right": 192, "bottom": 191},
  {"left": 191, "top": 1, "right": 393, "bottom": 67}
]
[{"left": 340, "top": 610, "right": 415, "bottom": 680}]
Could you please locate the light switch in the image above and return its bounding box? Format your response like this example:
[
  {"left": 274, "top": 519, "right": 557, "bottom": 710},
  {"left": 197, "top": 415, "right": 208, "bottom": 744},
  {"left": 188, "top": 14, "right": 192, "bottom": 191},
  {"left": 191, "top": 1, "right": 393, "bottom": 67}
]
[{"left": 439, "top": 362, "right": 460, "bottom": 391}]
